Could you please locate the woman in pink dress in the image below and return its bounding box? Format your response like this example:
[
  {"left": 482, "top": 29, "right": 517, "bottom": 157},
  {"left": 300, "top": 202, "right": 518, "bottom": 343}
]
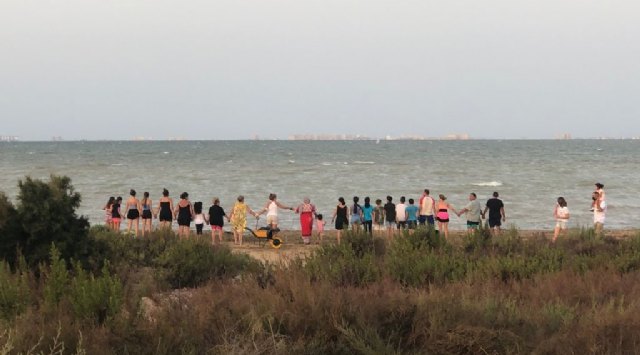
[{"left": 295, "top": 197, "right": 316, "bottom": 245}]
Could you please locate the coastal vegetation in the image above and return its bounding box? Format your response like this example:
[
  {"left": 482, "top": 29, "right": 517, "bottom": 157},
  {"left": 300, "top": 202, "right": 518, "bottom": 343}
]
[{"left": 1, "top": 176, "right": 640, "bottom": 354}]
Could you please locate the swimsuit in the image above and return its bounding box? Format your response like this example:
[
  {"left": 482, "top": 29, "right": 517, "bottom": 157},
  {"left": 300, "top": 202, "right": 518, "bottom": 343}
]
[
  {"left": 111, "top": 203, "right": 121, "bottom": 219},
  {"left": 177, "top": 204, "right": 192, "bottom": 226},
  {"left": 141, "top": 202, "right": 152, "bottom": 219},
  {"left": 126, "top": 201, "right": 140, "bottom": 219},
  {"left": 335, "top": 205, "right": 348, "bottom": 230},
  {"left": 159, "top": 201, "right": 172, "bottom": 222}
]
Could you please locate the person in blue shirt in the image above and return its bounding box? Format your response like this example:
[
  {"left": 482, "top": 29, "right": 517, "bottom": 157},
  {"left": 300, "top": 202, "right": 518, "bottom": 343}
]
[
  {"left": 362, "top": 197, "right": 374, "bottom": 235},
  {"left": 406, "top": 198, "right": 419, "bottom": 234}
]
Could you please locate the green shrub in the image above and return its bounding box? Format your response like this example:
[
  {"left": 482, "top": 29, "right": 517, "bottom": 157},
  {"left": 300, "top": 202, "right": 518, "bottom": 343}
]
[
  {"left": 42, "top": 245, "right": 70, "bottom": 309},
  {"left": 0, "top": 260, "right": 29, "bottom": 320},
  {"left": 305, "top": 242, "right": 380, "bottom": 286},
  {"left": 69, "top": 261, "right": 123, "bottom": 324},
  {"left": 11, "top": 175, "right": 89, "bottom": 267},
  {"left": 156, "top": 238, "right": 259, "bottom": 288}
]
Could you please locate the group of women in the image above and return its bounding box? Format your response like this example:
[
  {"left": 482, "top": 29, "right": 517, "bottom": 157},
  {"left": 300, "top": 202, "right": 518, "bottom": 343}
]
[{"left": 103, "top": 190, "right": 323, "bottom": 245}]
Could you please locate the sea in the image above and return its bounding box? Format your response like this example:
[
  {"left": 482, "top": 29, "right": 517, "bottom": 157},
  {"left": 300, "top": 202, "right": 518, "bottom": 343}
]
[{"left": 1, "top": 140, "right": 638, "bottom": 231}]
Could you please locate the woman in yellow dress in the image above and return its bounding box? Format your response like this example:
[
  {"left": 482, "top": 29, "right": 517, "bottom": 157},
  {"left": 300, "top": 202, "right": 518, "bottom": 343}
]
[{"left": 229, "top": 195, "right": 257, "bottom": 245}]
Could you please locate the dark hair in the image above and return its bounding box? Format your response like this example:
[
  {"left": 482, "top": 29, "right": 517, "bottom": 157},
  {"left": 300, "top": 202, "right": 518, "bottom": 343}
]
[
  {"left": 387, "top": 195, "right": 392, "bottom": 202},
  {"left": 105, "top": 196, "right": 115, "bottom": 208},
  {"left": 194, "top": 201, "right": 203, "bottom": 214},
  {"left": 424, "top": 189, "right": 430, "bottom": 195},
  {"left": 470, "top": 192, "right": 476, "bottom": 198},
  {"left": 316, "top": 214, "right": 323, "bottom": 220},
  {"left": 237, "top": 195, "right": 244, "bottom": 202},
  {"left": 595, "top": 183, "right": 604, "bottom": 189},
  {"left": 163, "top": 188, "right": 169, "bottom": 197},
  {"left": 213, "top": 197, "right": 220, "bottom": 205},
  {"left": 493, "top": 191, "right": 499, "bottom": 197},
  {"left": 353, "top": 196, "right": 359, "bottom": 203},
  {"left": 338, "top": 197, "right": 345, "bottom": 204},
  {"left": 400, "top": 196, "right": 406, "bottom": 203},
  {"left": 439, "top": 194, "right": 446, "bottom": 201},
  {"left": 269, "top": 193, "right": 277, "bottom": 201},
  {"left": 180, "top": 192, "right": 188, "bottom": 199},
  {"left": 116, "top": 196, "right": 122, "bottom": 202},
  {"left": 375, "top": 199, "right": 382, "bottom": 205},
  {"left": 142, "top": 192, "right": 149, "bottom": 205},
  {"left": 364, "top": 197, "right": 371, "bottom": 208},
  {"left": 408, "top": 198, "right": 414, "bottom": 204},
  {"left": 130, "top": 189, "right": 136, "bottom": 197},
  {"left": 557, "top": 197, "right": 567, "bottom": 207}
]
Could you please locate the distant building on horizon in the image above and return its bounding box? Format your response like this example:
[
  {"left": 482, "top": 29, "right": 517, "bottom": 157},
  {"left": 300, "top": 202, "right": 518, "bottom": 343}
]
[
  {"left": 0, "top": 135, "right": 19, "bottom": 142},
  {"left": 555, "top": 133, "right": 572, "bottom": 140}
]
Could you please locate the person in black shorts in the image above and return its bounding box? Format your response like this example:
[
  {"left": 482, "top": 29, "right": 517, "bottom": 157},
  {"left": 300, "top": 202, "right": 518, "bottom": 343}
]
[
  {"left": 383, "top": 196, "right": 396, "bottom": 240},
  {"left": 482, "top": 191, "right": 506, "bottom": 235},
  {"left": 331, "top": 197, "right": 349, "bottom": 245}
]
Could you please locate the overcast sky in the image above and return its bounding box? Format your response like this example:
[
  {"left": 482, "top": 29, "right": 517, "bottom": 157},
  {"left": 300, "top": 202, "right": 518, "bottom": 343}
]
[{"left": 1, "top": 0, "right": 639, "bottom": 140}]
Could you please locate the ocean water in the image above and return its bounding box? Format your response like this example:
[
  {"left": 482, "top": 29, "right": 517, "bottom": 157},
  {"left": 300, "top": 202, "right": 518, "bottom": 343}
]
[{"left": 1, "top": 140, "right": 638, "bottom": 230}]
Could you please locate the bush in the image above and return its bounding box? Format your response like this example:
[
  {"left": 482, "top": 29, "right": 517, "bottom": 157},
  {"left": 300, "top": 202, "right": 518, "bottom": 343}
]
[
  {"left": 305, "top": 239, "right": 381, "bottom": 287},
  {"left": 69, "top": 261, "right": 123, "bottom": 324},
  {"left": 155, "top": 238, "right": 259, "bottom": 288},
  {"left": 0, "top": 260, "right": 29, "bottom": 320},
  {"left": 2, "top": 175, "right": 90, "bottom": 267}
]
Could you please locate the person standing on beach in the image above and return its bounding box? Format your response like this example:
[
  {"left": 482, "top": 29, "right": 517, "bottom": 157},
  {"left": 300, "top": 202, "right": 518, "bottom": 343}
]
[
  {"left": 395, "top": 196, "right": 408, "bottom": 231},
  {"left": 593, "top": 191, "right": 606, "bottom": 236},
  {"left": 331, "top": 197, "right": 349, "bottom": 245},
  {"left": 456, "top": 193, "right": 482, "bottom": 234},
  {"left": 436, "top": 194, "right": 457, "bottom": 239},
  {"left": 405, "top": 198, "right": 419, "bottom": 234},
  {"left": 418, "top": 189, "right": 436, "bottom": 229},
  {"left": 207, "top": 197, "right": 227, "bottom": 245},
  {"left": 483, "top": 192, "right": 506, "bottom": 235},
  {"left": 383, "top": 196, "right": 396, "bottom": 239},
  {"left": 315, "top": 214, "right": 326, "bottom": 244},
  {"left": 362, "top": 197, "right": 374, "bottom": 235},
  {"left": 552, "top": 197, "right": 570, "bottom": 243},
  {"left": 295, "top": 197, "right": 316, "bottom": 245},
  {"left": 174, "top": 192, "right": 195, "bottom": 238},
  {"left": 373, "top": 199, "right": 385, "bottom": 234},
  {"left": 591, "top": 183, "right": 606, "bottom": 211},
  {"left": 111, "top": 196, "right": 123, "bottom": 231},
  {"left": 229, "top": 195, "right": 257, "bottom": 246},
  {"left": 256, "top": 193, "right": 294, "bottom": 232},
  {"left": 125, "top": 190, "right": 141, "bottom": 236},
  {"left": 157, "top": 189, "right": 174, "bottom": 229},
  {"left": 193, "top": 202, "right": 206, "bottom": 236},
  {"left": 140, "top": 192, "right": 153, "bottom": 237},
  {"left": 104, "top": 196, "right": 115, "bottom": 230},
  {"left": 350, "top": 196, "right": 363, "bottom": 232}
]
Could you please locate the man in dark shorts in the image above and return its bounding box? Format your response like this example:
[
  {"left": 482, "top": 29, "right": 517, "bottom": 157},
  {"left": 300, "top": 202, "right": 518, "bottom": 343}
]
[
  {"left": 383, "top": 196, "right": 396, "bottom": 239},
  {"left": 482, "top": 191, "right": 505, "bottom": 235}
]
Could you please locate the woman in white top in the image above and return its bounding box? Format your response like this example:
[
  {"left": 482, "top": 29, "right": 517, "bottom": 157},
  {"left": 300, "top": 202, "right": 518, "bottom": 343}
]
[
  {"left": 552, "top": 197, "right": 570, "bottom": 243},
  {"left": 256, "top": 193, "right": 293, "bottom": 231}
]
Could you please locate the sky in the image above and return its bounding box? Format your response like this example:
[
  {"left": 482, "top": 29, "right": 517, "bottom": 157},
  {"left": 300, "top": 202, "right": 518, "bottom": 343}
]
[{"left": 1, "top": 0, "right": 639, "bottom": 140}]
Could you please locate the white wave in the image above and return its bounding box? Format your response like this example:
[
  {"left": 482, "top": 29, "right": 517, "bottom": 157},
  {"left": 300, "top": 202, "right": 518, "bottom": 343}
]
[
  {"left": 288, "top": 160, "right": 295, "bottom": 164},
  {"left": 353, "top": 161, "right": 375, "bottom": 165},
  {"left": 472, "top": 181, "right": 503, "bottom": 187},
  {"left": 163, "top": 151, "right": 170, "bottom": 154},
  {"left": 321, "top": 162, "right": 332, "bottom": 166},
  {"left": 111, "top": 163, "right": 124, "bottom": 166}
]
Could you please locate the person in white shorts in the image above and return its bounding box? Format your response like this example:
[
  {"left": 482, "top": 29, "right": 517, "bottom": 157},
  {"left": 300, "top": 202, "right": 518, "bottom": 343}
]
[
  {"left": 552, "top": 197, "right": 570, "bottom": 243},
  {"left": 256, "top": 193, "right": 294, "bottom": 231},
  {"left": 593, "top": 191, "right": 606, "bottom": 236}
]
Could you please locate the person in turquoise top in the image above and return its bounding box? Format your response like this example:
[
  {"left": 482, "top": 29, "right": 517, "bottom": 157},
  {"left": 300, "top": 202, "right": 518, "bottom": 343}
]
[
  {"left": 362, "top": 197, "right": 374, "bottom": 235},
  {"left": 406, "top": 198, "right": 419, "bottom": 234}
]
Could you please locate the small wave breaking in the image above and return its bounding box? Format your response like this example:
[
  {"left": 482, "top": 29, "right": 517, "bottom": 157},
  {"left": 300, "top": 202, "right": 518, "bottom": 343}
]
[{"left": 472, "top": 181, "right": 503, "bottom": 187}]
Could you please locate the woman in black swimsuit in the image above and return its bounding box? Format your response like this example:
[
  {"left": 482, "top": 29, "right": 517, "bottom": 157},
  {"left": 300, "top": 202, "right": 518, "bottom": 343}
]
[
  {"left": 174, "top": 192, "right": 194, "bottom": 238},
  {"left": 158, "top": 188, "right": 174, "bottom": 229},
  {"left": 111, "top": 196, "right": 123, "bottom": 231},
  {"left": 141, "top": 191, "right": 153, "bottom": 237},
  {"left": 331, "top": 197, "right": 349, "bottom": 245},
  {"left": 125, "top": 189, "right": 141, "bottom": 237}
]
